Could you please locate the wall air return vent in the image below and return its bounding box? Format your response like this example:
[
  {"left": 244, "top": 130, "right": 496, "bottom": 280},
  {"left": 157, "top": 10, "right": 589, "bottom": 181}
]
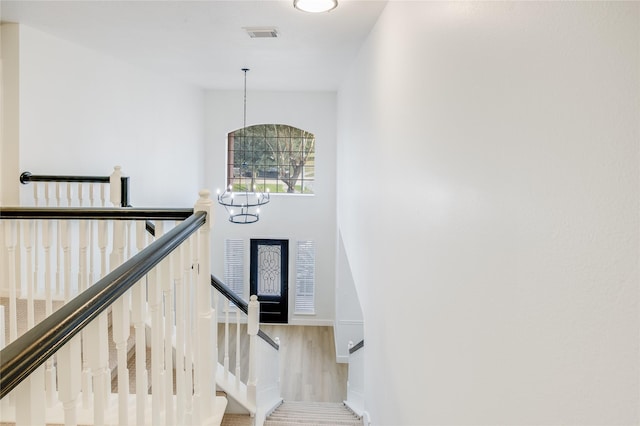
[{"left": 244, "top": 27, "right": 279, "bottom": 38}]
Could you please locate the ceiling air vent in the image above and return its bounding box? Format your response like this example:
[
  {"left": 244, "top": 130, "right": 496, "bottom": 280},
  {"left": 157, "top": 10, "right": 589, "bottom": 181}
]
[{"left": 244, "top": 27, "right": 279, "bottom": 38}]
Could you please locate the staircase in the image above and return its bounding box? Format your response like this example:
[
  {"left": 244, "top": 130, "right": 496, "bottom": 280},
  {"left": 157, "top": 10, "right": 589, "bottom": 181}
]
[{"left": 264, "top": 401, "right": 361, "bottom": 426}]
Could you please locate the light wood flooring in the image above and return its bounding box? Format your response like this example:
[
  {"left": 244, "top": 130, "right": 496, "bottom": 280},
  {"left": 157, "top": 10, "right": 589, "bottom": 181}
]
[{"left": 218, "top": 324, "right": 347, "bottom": 402}]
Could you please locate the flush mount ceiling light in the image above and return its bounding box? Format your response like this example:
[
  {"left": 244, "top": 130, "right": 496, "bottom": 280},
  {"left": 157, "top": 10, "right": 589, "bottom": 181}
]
[{"left": 293, "top": 0, "right": 338, "bottom": 13}]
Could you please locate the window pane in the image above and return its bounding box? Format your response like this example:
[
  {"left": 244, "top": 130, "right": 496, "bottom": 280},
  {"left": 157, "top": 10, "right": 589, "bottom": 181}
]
[{"left": 227, "top": 124, "right": 315, "bottom": 194}]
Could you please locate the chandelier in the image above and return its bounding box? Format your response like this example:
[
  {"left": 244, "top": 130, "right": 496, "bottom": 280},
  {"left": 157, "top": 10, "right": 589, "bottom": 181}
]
[{"left": 217, "top": 68, "right": 270, "bottom": 224}]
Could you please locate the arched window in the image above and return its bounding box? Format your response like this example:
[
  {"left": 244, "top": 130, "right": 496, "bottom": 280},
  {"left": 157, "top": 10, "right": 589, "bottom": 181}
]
[{"left": 227, "top": 124, "right": 315, "bottom": 194}]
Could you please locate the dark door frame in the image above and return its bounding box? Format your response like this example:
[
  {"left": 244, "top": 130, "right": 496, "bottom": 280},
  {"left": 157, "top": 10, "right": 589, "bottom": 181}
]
[{"left": 249, "top": 239, "right": 289, "bottom": 324}]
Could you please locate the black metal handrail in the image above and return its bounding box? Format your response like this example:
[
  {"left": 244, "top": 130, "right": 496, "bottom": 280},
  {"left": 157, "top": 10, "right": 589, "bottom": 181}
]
[
  {"left": 349, "top": 339, "right": 364, "bottom": 355},
  {"left": 0, "top": 207, "right": 193, "bottom": 221},
  {"left": 211, "top": 274, "right": 280, "bottom": 350},
  {"left": 20, "top": 171, "right": 131, "bottom": 207},
  {"left": 0, "top": 211, "right": 207, "bottom": 398}
]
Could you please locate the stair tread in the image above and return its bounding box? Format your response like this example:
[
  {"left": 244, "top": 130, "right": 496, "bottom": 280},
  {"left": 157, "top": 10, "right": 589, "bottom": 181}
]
[{"left": 266, "top": 401, "right": 361, "bottom": 426}]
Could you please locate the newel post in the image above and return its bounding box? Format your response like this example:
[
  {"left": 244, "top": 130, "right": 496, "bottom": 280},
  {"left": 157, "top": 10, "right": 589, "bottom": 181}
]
[
  {"left": 247, "top": 295, "right": 259, "bottom": 407},
  {"left": 109, "top": 166, "right": 122, "bottom": 207},
  {"left": 194, "top": 190, "right": 216, "bottom": 424}
]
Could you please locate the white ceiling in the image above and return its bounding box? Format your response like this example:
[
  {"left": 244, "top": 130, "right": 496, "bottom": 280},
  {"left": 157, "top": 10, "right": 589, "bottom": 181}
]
[{"left": 0, "top": 0, "right": 387, "bottom": 91}]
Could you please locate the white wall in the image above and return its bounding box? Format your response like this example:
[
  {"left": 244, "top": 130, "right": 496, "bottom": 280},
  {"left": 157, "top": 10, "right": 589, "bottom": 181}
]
[
  {"left": 1, "top": 23, "right": 20, "bottom": 206},
  {"left": 337, "top": 2, "right": 639, "bottom": 425},
  {"left": 205, "top": 90, "right": 337, "bottom": 325},
  {"left": 335, "top": 231, "right": 363, "bottom": 363},
  {"left": 14, "top": 25, "right": 204, "bottom": 207}
]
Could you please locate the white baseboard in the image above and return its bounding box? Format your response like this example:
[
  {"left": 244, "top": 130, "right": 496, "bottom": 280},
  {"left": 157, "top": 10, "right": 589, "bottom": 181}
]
[{"left": 288, "top": 318, "right": 334, "bottom": 327}]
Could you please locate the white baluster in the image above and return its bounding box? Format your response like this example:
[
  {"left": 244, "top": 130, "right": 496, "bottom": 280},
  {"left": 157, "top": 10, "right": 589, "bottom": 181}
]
[
  {"left": 61, "top": 220, "right": 71, "bottom": 301},
  {"left": 33, "top": 181, "right": 39, "bottom": 206},
  {"left": 4, "top": 221, "right": 17, "bottom": 343},
  {"left": 100, "top": 182, "right": 106, "bottom": 207},
  {"left": 57, "top": 335, "right": 81, "bottom": 426},
  {"left": 89, "top": 183, "right": 95, "bottom": 207},
  {"left": 33, "top": 183, "right": 41, "bottom": 300},
  {"left": 87, "top": 314, "right": 109, "bottom": 426},
  {"left": 113, "top": 292, "right": 131, "bottom": 426},
  {"left": 42, "top": 219, "right": 57, "bottom": 406},
  {"left": 132, "top": 221, "right": 148, "bottom": 425},
  {"left": 89, "top": 183, "right": 96, "bottom": 284},
  {"left": 97, "top": 220, "right": 111, "bottom": 410},
  {"left": 235, "top": 308, "right": 241, "bottom": 390},
  {"left": 80, "top": 206, "right": 92, "bottom": 408},
  {"left": 77, "top": 182, "right": 83, "bottom": 207},
  {"left": 110, "top": 218, "right": 130, "bottom": 425},
  {"left": 78, "top": 220, "right": 89, "bottom": 293},
  {"left": 224, "top": 302, "right": 230, "bottom": 382},
  {"left": 163, "top": 248, "right": 175, "bottom": 426},
  {"left": 78, "top": 217, "right": 89, "bottom": 402},
  {"left": 111, "top": 220, "right": 125, "bottom": 270},
  {"left": 24, "top": 220, "right": 35, "bottom": 329},
  {"left": 194, "top": 190, "right": 214, "bottom": 424},
  {"left": 174, "top": 237, "right": 186, "bottom": 425},
  {"left": 247, "top": 295, "right": 259, "bottom": 406},
  {"left": 150, "top": 222, "right": 165, "bottom": 426},
  {"left": 44, "top": 182, "right": 50, "bottom": 207},
  {"left": 184, "top": 236, "right": 195, "bottom": 425},
  {"left": 15, "top": 365, "right": 45, "bottom": 426},
  {"left": 98, "top": 221, "right": 108, "bottom": 279},
  {"left": 110, "top": 166, "right": 122, "bottom": 207},
  {"left": 55, "top": 182, "right": 62, "bottom": 296},
  {"left": 66, "top": 182, "right": 72, "bottom": 207}
]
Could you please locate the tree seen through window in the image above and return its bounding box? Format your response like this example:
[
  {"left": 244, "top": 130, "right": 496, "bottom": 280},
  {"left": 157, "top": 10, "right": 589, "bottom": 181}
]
[{"left": 227, "top": 124, "right": 315, "bottom": 194}]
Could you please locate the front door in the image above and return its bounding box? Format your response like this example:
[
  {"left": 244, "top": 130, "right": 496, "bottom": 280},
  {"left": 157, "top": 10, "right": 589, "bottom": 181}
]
[{"left": 250, "top": 239, "right": 288, "bottom": 323}]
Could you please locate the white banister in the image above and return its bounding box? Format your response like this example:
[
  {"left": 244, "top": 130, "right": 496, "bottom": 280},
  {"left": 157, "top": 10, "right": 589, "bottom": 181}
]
[
  {"left": 184, "top": 235, "right": 195, "bottom": 425},
  {"left": 132, "top": 221, "right": 148, "bottom": 426},
  {"left": 235, "top": 309, "right": 241, "bottom": 390},
  {"left": 15, "top": 366, "right": 45, "bottom": 426},
  {"left": 162, "top": 236, "right": 175, "bottom": 426},
  {"left": 148, "top": 226, "right": 164, "bottom": 426},
  {"left": 61, "top": 220, "right": 71, "bottom": 301},
  {"left": 24, "top": 220, "right": 35, "bottom": 329},
  {"left": 57, "top": 335, "right": 81, "bottom": 426},
  {"left": 224, "top": 304, "right": 230, "bottom": 381},
  {"left": 173, "top": 234, "right": 189, "bottom": 425},
  {"left": 42, "top": 218, "right": 57, "bottom": 407},
  {"left": 112, "top": 218, "right": 129, "bottom": 425},
  {"left": 56, "top": 183, "right": 62, "bottom": 296},
  {"left": 4, "top": 221, "right": 18, "bottom": 342},
  {"left": 194, "top": 190, "right": 215, "bottom": 424},
  {"left": 247, "top": 295, "right": 259, "bottom": 407},
  {"left": 87, "top": 312, "right": 109, "bottom": 426},
  {"left": 113, "top": 292, "right": 131, "bottom": 426}
]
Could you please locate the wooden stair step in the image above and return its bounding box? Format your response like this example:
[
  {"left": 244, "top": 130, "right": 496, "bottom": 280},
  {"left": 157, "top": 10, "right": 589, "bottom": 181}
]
[{"left": 265, "top": 401, "right": 361, "bottom": 426}]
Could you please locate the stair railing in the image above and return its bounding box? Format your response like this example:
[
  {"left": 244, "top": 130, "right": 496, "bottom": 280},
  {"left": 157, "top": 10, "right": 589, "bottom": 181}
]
[
  {"left": 211, "top": 274, "right": 282, "bottom": 423},
  {"left": 0, "top": 191, "right": 225, "bottom": 426},
  {"left": 345, "top": 339, "right": 365, "bottom": 417},
  {"left": 19, "top": 166, "right": 130, "bottom": 208}
]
